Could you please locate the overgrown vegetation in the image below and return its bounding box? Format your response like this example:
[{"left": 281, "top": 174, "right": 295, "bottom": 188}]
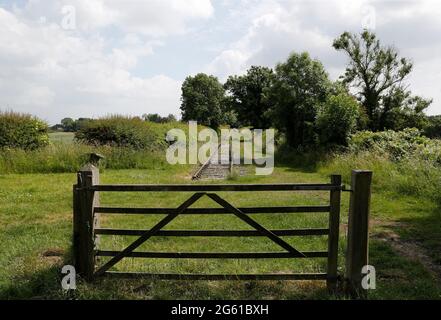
[
  {"left": 0, "top": 117, "right": 193, "bottom": 174},
  {"left": 75, "top": 115, "right": 167, "bottom": 150},
  {"left": 0, "top": 111, "right": 49, "bottom": 150},
  {"left": 319, "top": 129, "right": 441, "bottom": 205}
]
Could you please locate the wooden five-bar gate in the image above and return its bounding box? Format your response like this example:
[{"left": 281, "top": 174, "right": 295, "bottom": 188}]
[{"left": 73, "top": 164, "right": 372, "bottom": 296}]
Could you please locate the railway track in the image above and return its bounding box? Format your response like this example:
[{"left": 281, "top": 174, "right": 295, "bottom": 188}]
[{"left": 192, "top": 144, "right": 233, "bottom": 180}]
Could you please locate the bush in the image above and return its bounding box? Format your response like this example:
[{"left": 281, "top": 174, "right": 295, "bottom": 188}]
[
  {"left": 316, "top": 93, "right": 359, "bottom": 146},
  {"left": 75, "top": 115, "right": 167, "bottom": 150},
  {"left": 348, "top": 128, "right": 441, "bottom": 163},
  {"left": 0, "top": 111, "right": 49, "bottom": 150}
]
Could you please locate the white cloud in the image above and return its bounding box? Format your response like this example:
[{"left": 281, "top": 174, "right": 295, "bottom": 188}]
[
  {"left": 0, "top": 6, "right": 182, "bottom": 123},
  {"left": 15, "top": 0, "right": 214, "bottom": 36}
]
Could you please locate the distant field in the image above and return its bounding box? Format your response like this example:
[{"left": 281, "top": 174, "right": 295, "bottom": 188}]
[{"left": 49, "top": 132, "right": 75, "bottom": 144}]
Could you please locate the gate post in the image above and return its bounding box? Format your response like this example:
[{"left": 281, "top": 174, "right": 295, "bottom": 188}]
[
  {"left": 327, "top": 174, "right": 341, "bottom": 293},
  {"left": 345, "top": 170, "right": 372, "bottom": 298},
  {"left": 73, "top": 164, "right": 100, "bottom": 280}
]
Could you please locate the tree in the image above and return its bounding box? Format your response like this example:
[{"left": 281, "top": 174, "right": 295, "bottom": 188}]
[
  {"left": 381, "top": 88, "right": 431, "bottom": 130},
  {"left": 316, "top": 93, "right": 360, "bottom": 146},
  {"left": 142, "top": 113, "right": 177, "bottom": 123},
  {"left": 224, "top": 66, "right": 273, "bottom": 128},
  {"left": 143, "top": 113, "right": 162, "bottom": 123},
  {"left": 61, "top": 117, "right": 75, "bottom": 132},
  {"left": 333, "top": 30, "right": 430, "bottom": 131},
  {"left": 266, "top": 52, "right": 330, "bottom": 147},
  {"left": 424, "top": 115, "right": 441, "bottom": 139},
  {"left": 165, "top": 114, "right": 177, "bottom": 122},
  {"left": 180, "top": 73, "right": 230, "bottom": 128}
]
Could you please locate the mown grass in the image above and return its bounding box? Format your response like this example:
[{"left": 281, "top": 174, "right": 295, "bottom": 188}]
[
  {"left": 48, "top": 132, "right": 75, "bottom": 144},
  {"left": 1, "top": 161, "right": 440, "bottom": 299}
]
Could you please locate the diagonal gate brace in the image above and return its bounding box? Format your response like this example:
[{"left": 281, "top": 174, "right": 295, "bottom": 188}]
[
  {"left": 206, "top": 193, "right": 306, "bottom": 258},
  {"left": 94, "top": 192, "right": 205, "bottom": 277}
]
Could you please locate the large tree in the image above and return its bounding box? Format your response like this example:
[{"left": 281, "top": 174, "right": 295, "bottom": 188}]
[
  {"left": 224, "top": 66, "right": 273, "bottom": 129},
  {"left": 180, "top": 73, "right": 233, "bottom": 128},
  {"left": 333, "top": 30, "right": 430, "bottom": 131},
  {"left": 267, "top": 52, "right": 330, "bottom": 147}
]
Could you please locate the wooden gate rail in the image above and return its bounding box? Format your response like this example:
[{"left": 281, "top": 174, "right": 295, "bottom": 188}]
[
  {"left": 73, "top": 165, "right": 372, "bottom": 297},
  {"left": 88, "top": 183, "right": 341, "bottom": 192}
]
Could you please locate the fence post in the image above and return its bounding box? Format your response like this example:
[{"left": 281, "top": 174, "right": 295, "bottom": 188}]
[
  {"left": 345, "top": 170, "right": 372, "bottom": 298},
  {"left": 73, "top": 164, "right": 100, "bottom": 281},
  {"left": 327, "top": 174, "right": 341, "bottom": 293}
]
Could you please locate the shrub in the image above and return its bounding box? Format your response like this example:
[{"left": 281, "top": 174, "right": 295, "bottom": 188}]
[
  {"left": 316, "top": 93, "right": 359, "bottom": 146},
  {"left": 348, "top": 128, "right": 441, "bottom": 163},
  {"left": 0, "top": 111, "right": 49, "bottom": 150},
  {"left": 75, "top": 115, "right": 167, "bottom": 150}
]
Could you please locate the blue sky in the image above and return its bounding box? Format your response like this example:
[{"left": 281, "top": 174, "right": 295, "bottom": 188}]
[{"left": 0, "top": 0, "right": 440, "bottom": 124}]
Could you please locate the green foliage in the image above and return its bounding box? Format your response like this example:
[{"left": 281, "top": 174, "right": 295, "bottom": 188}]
[
  {"left": 333, "top": 30, "right": 429, "bottom": 131},
  {"left": 424, "top": 115, "right": 441, "bottom": 139},
  {"left": 320, "top": 149, "right": 441, "bottom": 206},
  {"left": 348, "top": 128, "right": 441, "bottom": 163},
  {"left": 142, "top": 113, "right": 176, "bottom": 123},
  {"left": 180, "top": 73, "right": 233, "bottom": 128},
  {"left": 381, "top": 88, "right": 431, "bottom": 130},
  {"left": 0, "top": 111, "right": 49, "bottom": 150},
  {"left": 324, "top": 128, "right": 441, "bottom": 205},
  {"left": 74, "top": 115, "right": 166, "bottom": 150},
  {"left": 224, "top": 66, "right": 273, "bottom": 128},
  {"left": 60, "top": 118, "right": 75, "bottom": 131},
  {"left": 0, "top": 120, "right": 191, "bottom": 174},
  {"left": 267, "top": 52, "right": 330, "bottom": 148},
  {"left": 54, "top": 117, "right": 91, "bottom": 132},
  {"left": 316, "top": 93, "right": 360, "bottom": 146}
]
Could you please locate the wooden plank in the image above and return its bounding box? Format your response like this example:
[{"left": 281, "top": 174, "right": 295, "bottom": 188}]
[
  {"left": 327, "top": 174, "right": 341, "bottom": 293},
  {"left": 94, "top": 205, "right": 330, "bottom": 214},
  {"left": 90, "top": 183, "right": 341, "bottom": 192},
  {"left": 94, "top": 228, "right": 329, "bottom": 237},
  {"left": 104, "top": 272, "right": 328, "bottom": 280},
  {"left": 206, "top": 193, "right": 306, "bottom": 258},
  {"left": 346, "top": 170, "right": 372, "bottom": 299},
  {"left": 96, "top": 251, "right": 328, "bottom": 258},
  {"left": 94, "top": 193, "right": 205, "bottom": 277}
]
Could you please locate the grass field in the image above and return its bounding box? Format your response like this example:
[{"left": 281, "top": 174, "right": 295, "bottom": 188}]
[
  {"left": 49, "top": 132, "right": 75, "bottom": 144},
  {"left": 1, "top": 160, "right": 440, "bottom": 299}
]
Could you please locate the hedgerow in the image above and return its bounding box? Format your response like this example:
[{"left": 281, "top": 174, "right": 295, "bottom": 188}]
[{"left": 0, "top": 111, "right": 49, "bottom": 150}]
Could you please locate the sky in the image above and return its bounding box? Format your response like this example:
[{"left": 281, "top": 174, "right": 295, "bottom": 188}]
[{"left": 0, "top": 0, "right": 440, "bottom": 125}]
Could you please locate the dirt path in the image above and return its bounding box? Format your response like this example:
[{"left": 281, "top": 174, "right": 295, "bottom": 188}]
[{"left": 371, "top": 220, "right": 441, "bottom": 281}]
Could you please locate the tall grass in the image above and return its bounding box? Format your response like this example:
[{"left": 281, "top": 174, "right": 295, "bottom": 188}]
[
  {"left": 319, "top": 151, "right": 441, "bottom": 205},
  {"left": 0, "top": 119, "right": 197, "bottom": 174},
  {"left": 0, "top": 142, "right": 179, "bottom": 174}
]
